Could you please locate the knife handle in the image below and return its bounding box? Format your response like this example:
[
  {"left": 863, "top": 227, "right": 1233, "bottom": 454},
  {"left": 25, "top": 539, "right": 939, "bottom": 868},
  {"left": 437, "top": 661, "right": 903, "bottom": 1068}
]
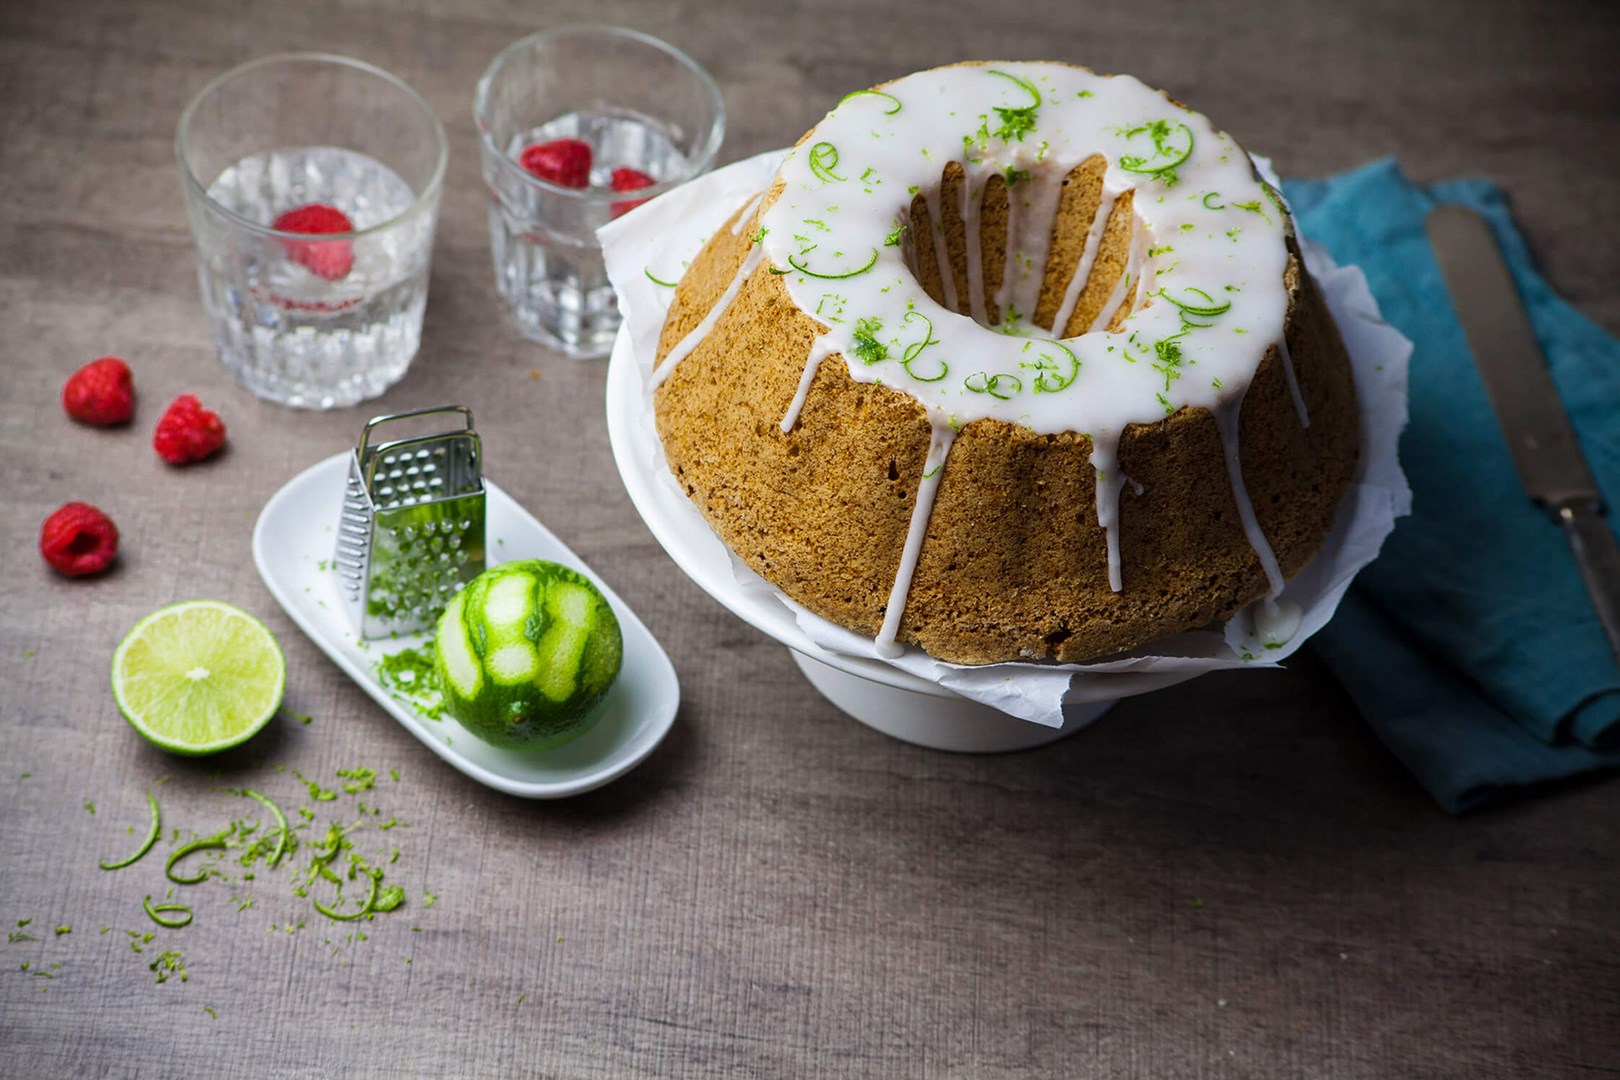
[{"left": 1558, "top": 501, "right": 1620, "bottom": 668}]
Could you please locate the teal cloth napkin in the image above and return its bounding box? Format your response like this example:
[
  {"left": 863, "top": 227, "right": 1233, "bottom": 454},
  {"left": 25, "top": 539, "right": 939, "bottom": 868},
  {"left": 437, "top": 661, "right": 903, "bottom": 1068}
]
[{"left": 1281, "top": 159, "right": 1620, "bottom": 813}]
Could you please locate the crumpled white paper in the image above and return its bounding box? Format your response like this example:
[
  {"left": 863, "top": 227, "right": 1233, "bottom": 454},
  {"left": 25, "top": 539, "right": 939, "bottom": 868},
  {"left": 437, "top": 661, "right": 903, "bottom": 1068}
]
[{"left": 601, "top": 150, "right": 1411, "bottom": 729}]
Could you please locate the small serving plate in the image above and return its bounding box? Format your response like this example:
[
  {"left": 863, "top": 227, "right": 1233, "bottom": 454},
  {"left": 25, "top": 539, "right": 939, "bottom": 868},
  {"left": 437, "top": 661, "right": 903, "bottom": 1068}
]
[{"left": 252, "top": 453, "right": 679, "bottom": 798}]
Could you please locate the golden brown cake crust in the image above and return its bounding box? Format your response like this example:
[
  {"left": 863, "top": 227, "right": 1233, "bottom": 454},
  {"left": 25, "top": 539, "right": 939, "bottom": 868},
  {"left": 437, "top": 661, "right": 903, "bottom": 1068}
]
[{"left": 651, "top": 75, "right": 1361, "bottom": 666}]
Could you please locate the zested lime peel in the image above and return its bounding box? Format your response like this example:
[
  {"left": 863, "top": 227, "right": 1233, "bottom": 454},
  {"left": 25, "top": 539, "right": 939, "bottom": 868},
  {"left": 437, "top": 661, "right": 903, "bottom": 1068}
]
[
  {"left": 77, "top": 766, "right": 431, "bottom": 986},
  {"left": 111, "top": 600, "right": 286, "bottom": 756}
]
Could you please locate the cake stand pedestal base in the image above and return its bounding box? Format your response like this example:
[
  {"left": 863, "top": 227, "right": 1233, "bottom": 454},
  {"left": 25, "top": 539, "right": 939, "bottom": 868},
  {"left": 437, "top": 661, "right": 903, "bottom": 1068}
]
[{"left": 788, "top": 649, "right": 1112, "bottom": 753}]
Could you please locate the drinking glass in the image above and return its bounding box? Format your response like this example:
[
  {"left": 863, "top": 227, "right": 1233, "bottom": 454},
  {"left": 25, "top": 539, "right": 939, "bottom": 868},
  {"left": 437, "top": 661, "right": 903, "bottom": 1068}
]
[
  {"left": 474, "top": 26, "right": 725, "bottom": 359},
  {"left": 177, "top": 54, "right": 447, "bottom": 409}
]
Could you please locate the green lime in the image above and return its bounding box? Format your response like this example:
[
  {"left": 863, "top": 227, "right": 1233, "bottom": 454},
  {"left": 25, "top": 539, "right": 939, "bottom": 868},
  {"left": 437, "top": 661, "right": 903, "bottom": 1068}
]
[
  {"left": 111, "top": 600, "right": 286, "bottom": 755},
  {"left": 434, "top": 560, "right": 623, "bottom": 752}
]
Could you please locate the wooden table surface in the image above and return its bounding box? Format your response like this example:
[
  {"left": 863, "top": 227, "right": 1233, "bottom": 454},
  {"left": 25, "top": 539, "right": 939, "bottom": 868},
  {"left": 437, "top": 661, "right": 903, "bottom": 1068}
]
[{"left": 3, "top": 0, "right": 1618, "bottom": 1076}]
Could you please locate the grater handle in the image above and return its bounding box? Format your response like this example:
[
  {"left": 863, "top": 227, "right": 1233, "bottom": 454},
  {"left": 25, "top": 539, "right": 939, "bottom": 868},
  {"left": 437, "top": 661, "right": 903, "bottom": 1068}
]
[
  {"left": 361, "top": 429, "right": 483, "bottom": 493},
  {"left": 357, "top": 405, "right": 475, "bottom": 462}
]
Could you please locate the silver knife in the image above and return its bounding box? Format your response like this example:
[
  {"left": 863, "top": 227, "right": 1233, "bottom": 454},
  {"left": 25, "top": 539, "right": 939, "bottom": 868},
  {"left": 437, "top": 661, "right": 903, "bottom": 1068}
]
[{"left": 1426, "top": 203, "right": 1620, "bottom": 666}]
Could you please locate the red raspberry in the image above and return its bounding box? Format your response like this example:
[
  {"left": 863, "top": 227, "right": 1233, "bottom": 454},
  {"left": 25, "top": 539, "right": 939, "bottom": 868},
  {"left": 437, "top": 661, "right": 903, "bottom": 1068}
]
[
  {"left": 39, "top": 502, "right": 119, "bottom": 577},
  {"left": 272, "top": 204, "right": 355, "bottom": 281},
  {"left": 153, "top": 394, "right": 227, "bottom": 465},
  {"left": 519, "top": 139, "right": 592, "bottom": 188},
  {"left": 609, "top": 167, "right": 657, "bottom": 219},
  {"left": 62, "top": 356, "right": 135, "bottom": 426}
]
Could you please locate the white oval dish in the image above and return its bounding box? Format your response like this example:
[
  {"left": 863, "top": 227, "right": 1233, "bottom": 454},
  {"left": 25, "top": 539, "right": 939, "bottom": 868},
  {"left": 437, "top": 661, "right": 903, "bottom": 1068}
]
[{"left": 252, "top": 453, "right": 679, "bottom": 797}]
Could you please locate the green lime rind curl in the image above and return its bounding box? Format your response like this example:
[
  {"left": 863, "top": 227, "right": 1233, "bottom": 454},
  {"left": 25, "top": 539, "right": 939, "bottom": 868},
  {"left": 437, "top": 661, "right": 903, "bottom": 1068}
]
[
  {"left": 838, "top": 89, "right": 902, "bottom": 115},
  {"left": 166, "top": 834, "right": 228, "bottom": 886},
  {"left": 787, "top": 248, "right": 879, "bottom": 280},
  {"left": 143, "top": 896, "right": 193, "bottom": 930},
  {"left": 98, "top": 792, "right": 160, "bottom": 871}
]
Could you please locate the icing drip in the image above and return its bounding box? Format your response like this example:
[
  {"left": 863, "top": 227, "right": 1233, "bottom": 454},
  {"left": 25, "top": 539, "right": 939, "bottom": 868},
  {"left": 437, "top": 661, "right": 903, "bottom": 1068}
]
[
  {"left": 650, "top": 244, "right": 765, "bottom": 390},
  {"left": 875, "top": 421, "right": 958, "bottom": 657},
  {"left": 961, "top": 174, "right": 989, "bottom": 325},
  {"left": 1089, "top": 215, "right": 1147, "bottom": 332},
  {"left": 1049, "top": 186, "right": 1117, "bottom": 336},
  {"left": 1089, "top": 434, "right": 1127, "bottom": 592},
  {"left": 1213, "top": 402, "right": 1285, "bottom": 596},
  {"left": 1277, "top": 335, "right": 1310, "bottom": 429},
  {"left": 997, "top": 169, "right": 1067, "bottom": 324},
  {"left": 922, "top": 187, "right": 960, "bottom": 312},
  {"left": 1254, "top": 596, "right": 1302, "bottom": 646},
  {"left": 730, "top": 191, "right": 766, "bottom": 235},
  {"left": 781, "top": 334, "right": 841, "bottom": 432}
]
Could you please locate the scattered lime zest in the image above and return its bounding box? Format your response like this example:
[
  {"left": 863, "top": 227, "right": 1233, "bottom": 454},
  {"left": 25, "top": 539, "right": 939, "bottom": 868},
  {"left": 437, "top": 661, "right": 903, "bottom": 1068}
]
[
  {"left": 1019, "top": 339, "right": 1081, "bottom": 394},
  {"left": 1155, "top": 286, "right": 1232, "bottom": 318},
  {"left": 166, "top": 833, "right": 228, "bottom": 885},
  {"left": 312, "top": 871, "right": 378, "bottom": 923},
  {"left": 985, "top": 69, "right": 1041, "bottom": 141},
  {"left": 99, "top": 792, "right": 161, "bottom": 871},
  {"left": 143, "top": 896, "right": 194, "bottom": 929},
  {"left": 851, "top": 318, "right": 888, "bottom": 365},
  {"left": 204, "top": 1006, "right": 217, "bottom": 1019},
  {"left": 83, "top": 800, "right": 95, "bottom": 814},
  {"left": 234, "top": 788, "right": 288, "bottom": 868},
  {"left": 54, "top": 926, "right": 70, "bottom": 937},
  {"left": 336, "top": 768, "right": 375, "bottom": 795},
  {"left": 964, "top": 372, "right": 1023, "bottom": 400},
  {"left": 149, "top": 950, "right": 187, "bottom": 984},
  {"left": 900, "top": 310, "right": 945, "bottom": 382},
  {"left": 643, "top": 267, "right": 679, "bottom": 288},
  {"left": 1202, "top": 192, "right": 1225, "bottom": 210},
  {"left": 838, "top": 88, "right": 902, "bottom": 114},
  {"left": 787, "top": 247, "right": 878, "bottom": 280},
  {"left": 807, "top": 141, "right": 845, "bottom": 183},
  {"left": 1119, "top": 119, "right": 1193, "bottom": 185}
]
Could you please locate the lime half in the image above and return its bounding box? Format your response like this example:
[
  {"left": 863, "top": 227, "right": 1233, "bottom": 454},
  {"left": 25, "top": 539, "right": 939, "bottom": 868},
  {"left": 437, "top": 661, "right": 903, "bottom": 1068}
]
[{"left": 111, "top": 600, "right": 286, "bottom": 755}]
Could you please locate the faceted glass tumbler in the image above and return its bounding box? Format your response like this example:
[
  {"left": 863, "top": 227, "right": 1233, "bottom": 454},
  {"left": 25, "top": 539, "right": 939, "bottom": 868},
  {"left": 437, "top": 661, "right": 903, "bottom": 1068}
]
[
  {"left": 177, "top": 54, "right": 447, "bottom": 409},
  {"left": 474, "top": 25, "right": 725, "bottom": 360}
]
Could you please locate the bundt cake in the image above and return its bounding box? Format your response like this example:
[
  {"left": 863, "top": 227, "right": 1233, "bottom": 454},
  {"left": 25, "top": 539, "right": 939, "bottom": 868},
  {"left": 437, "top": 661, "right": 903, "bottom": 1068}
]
[{"left": 650, "top": 61, "right": 1360, "bottom": 665}]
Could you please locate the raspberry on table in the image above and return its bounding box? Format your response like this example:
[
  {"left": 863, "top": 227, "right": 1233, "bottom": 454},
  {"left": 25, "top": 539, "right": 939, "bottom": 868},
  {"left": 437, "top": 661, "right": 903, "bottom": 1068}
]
[
  {"left": 39, "top": 502, "right": 119, "bottom": 577},
  {"left": 62, "top": 356, "right": 134, "bottom": 426},
  {"left": 519, "top": 139, "right": 592, "bottom": 188},
  {"left": 272, "top": 203, "right": 355, "bottom": 281},
  {"left": 153, "top": 394, "right": 227, "bottom": 465},
  {"left": 609, "top": 167, "right": 656, "bottom": 218}
]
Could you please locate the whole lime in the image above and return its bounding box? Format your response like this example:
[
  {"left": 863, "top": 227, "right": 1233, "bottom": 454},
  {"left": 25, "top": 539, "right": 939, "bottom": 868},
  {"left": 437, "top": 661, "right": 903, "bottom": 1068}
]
[{"left": 433, "top": 560, "right": 623, "bottom": 751}]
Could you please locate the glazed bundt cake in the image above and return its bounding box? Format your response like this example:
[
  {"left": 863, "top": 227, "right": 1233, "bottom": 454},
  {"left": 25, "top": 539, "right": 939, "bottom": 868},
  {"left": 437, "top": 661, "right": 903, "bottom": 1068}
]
[{"left": 650, "top": 61, "right": 1360, "bottom": 665}]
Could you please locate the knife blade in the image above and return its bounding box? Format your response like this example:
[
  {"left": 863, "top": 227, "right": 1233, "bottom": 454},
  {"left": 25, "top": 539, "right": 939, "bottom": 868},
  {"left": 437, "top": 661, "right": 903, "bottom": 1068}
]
[{"left": 1426, "top": 203, "right": 1620, "bottom": 666}]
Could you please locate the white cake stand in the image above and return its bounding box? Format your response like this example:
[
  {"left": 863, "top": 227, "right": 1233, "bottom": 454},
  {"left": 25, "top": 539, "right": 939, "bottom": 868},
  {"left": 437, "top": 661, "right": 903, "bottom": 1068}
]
[{"left": 602, "top": 326, "right": 1202, "bottom": 753}]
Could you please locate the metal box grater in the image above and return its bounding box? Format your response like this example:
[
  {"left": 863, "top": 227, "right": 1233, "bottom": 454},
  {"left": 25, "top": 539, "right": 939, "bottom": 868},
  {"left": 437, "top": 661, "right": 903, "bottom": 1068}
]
[{"left": 333, "top": 405, "right": 487, "bottom": 640}]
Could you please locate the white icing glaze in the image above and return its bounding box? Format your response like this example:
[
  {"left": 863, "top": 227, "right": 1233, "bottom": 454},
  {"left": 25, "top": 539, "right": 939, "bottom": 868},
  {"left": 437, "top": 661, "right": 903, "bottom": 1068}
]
[
  {"left": 781, "top": 334, "right": 841, "bottom": 432},
  {"left": 875, "top": 421, "right": 957, "bottom": 657},
  {"left": 1253, "top": 596, "right": 1302, "bottom": 647},
  {"left": 659, "top": 64, "right": 1298, "bottom": 655},
  {"left": 1277, "top": 335, "right": 1310, "bottom": 428},
  {"left": 730, "top": 191, "right": 766, "bottom": 235},
  {"left": 1213, "top": 402, "right": 1284, "bottom": 596},
  {"left": 650, "top": 244, "right": 764, "bottom": 390}
]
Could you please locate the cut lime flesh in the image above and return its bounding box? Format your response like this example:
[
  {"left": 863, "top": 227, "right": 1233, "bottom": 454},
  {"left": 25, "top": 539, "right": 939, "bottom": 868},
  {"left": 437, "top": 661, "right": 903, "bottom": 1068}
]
[{"left": 111, "top": 600, "right": 286, "bottom": 755}]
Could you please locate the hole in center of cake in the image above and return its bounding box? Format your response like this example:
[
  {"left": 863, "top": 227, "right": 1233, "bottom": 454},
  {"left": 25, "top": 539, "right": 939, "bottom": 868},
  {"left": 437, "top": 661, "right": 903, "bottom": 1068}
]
[{"left": 902, "top": 154, "right": 1148, "bottom": 338}]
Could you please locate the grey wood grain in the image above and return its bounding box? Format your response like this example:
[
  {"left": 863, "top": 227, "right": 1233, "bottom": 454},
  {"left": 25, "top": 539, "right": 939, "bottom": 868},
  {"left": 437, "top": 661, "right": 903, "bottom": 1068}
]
[{"left": 2, "top": 0, "right": 1618, "bottom": 1076}]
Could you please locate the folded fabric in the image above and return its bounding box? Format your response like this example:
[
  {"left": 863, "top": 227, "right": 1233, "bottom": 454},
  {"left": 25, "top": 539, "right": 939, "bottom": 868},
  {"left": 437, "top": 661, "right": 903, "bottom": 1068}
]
[{"left": 1283, "top": 158, "right": 1620, "bottom": 810}]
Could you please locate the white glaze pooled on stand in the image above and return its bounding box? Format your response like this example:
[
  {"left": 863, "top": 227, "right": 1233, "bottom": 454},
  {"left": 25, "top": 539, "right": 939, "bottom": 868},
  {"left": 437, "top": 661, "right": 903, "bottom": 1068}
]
[{"left": 655, "top": 63, "right": 1309, "bottom": 656}]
